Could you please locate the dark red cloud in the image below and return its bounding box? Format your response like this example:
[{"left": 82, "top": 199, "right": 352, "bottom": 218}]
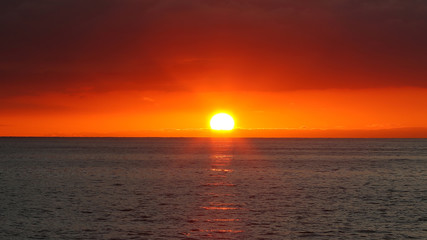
[{"left": 1, "top": 0, "right": 426, "bottom": 96}]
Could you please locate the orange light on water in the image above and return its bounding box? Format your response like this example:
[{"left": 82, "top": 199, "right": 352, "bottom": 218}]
[
  {"left": 208, "top": 219, "right": 240, "bottom": 222},
  {"left": 201, "top": 207, "right": 240, "bottom": 210}
]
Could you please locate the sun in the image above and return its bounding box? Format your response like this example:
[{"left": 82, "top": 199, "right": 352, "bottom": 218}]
[{"left": 210, "top": 113, "right": 235, "bottom": 130}]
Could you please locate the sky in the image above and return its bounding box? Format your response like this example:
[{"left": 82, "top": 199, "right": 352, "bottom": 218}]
[{"left": 1, "top": 0, "right": 427, "bottom": 137}]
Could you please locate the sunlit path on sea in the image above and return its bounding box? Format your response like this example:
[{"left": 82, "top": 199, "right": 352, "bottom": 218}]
[{"left": 181, "top": 139, "right": 247, "bottom": 238}]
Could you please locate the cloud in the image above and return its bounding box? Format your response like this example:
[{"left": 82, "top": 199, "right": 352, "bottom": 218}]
[
  {"left": 1, "top": 0, "right": 426, "bottom": 96},
  {"left": 0, "top": 101, "right": 72, "bottom": 114},
  {"left": 60, "top": 127, "right": 427, "bottom": 138},
  {"left": 143, "top": 97, "right": 155, "bottom": 102}
]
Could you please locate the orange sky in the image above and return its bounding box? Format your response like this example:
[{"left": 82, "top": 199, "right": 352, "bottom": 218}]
[
  {"left": 1, "top": 1, "right": 427, "bottom": 137},
  {"left": 2, "top": 88, "right": 427, "bottom": 137}
]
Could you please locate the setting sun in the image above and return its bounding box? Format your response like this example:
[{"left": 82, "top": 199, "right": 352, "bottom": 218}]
[{"left": 210, "top": 113, "right": 235, "bottom": 131}]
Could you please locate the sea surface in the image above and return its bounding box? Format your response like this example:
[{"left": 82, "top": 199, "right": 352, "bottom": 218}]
[{"left": 0, "top": 138, "right": 426, "bottom": 239}]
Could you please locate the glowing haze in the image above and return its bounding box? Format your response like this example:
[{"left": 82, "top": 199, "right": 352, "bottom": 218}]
[{"left": 1, "top": 0, "right": 427, "bottom": 137}]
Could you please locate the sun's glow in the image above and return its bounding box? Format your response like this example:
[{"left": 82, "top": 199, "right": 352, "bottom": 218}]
[{"left": 210, "top": 113, "right": 235, "bottom": 130}]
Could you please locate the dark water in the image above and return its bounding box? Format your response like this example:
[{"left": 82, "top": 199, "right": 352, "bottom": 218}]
[{"left": 0, "top": 138, "right": 426, "bottom": 239}]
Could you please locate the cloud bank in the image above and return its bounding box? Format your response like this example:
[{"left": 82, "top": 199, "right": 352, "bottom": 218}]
[{"left": 1, "top": 0, "right": 427, "bottom": 96}]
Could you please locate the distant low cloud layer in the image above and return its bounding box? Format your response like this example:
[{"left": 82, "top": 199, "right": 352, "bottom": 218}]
[{"left": 1, "top": 0, "right": 426, "bottom": 96}]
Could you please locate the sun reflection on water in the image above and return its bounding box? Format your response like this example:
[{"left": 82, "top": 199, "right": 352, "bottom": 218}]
[{"left": 182, "top": 139, "right": 246, "bottom": 238}]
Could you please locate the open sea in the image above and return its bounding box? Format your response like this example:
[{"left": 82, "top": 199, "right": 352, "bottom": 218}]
[{"left": 0, "top": 138, "right": 426, "bottom": 239}]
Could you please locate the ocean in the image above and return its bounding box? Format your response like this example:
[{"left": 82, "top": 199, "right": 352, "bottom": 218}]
[{"left": 0, "top": 138, "right": 426, "bottom": 239}]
